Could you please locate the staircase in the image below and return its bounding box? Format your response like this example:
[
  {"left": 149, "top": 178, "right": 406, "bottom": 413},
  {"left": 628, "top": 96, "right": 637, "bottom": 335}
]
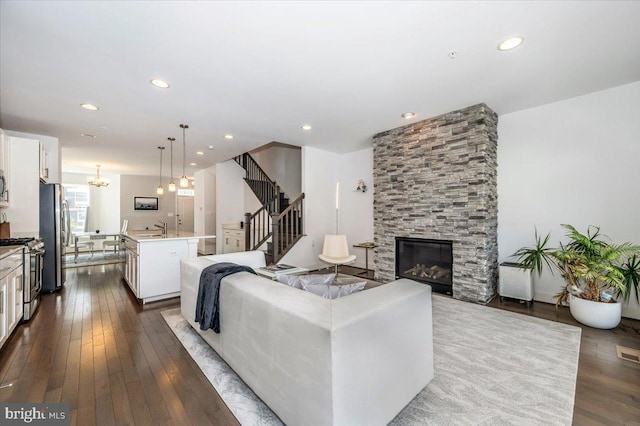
[{"left": 233, "top": 153, "right": 304, "bottom": 264}]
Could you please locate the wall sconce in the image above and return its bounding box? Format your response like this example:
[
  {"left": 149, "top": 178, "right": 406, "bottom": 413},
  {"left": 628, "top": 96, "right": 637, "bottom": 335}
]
[{"left": 356, "top": 179, "right": 367, "bottom": 193}]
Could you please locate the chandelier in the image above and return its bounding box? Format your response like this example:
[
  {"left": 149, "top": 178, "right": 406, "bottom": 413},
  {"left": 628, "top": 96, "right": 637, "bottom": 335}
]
[{"left": 87, "top": 164, "right": 110, "bottom": 187}]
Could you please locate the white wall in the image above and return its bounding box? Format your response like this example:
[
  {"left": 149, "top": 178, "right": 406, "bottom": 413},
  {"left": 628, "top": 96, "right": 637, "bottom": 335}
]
[
  {"left": 243, "top": 182, "right": 263, "bottom": 216},
  {"left": 250, "top": 144, "right": 302, "bottom": 198},
  {"left": 214, "top": 160, "right": 246, "bottom": 253},
  {"left": 195, "top": 167, "right": 216, "bottom": 254},
  {"left": 280, "top": 146, "right": 374, "bottom": 271},
  {"left": 62, "top": 172, "right": 121, "bottom": 234},
  {"left": 119, "top": 175, "right": 177, "bottom": 232},
  {"left": 336, "top": 148, "right": 374, "bottom": 269},
  {"left": 498, "top": 81, "right": 640, "bottom": 319}
]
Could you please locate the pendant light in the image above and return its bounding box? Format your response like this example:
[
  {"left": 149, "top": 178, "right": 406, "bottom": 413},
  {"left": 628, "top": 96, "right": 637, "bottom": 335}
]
[
  {"left": 157, "top": 146, "right": 165, "bottom": 195},
  {"left": 87, "top": 164, "right": 110, "bottom": 187},
  {"left": 179, "top": 123, "right": 189, "bottom": 188},
  {"left": 168, "top": 137, "right": 176, "bottom": 192}
]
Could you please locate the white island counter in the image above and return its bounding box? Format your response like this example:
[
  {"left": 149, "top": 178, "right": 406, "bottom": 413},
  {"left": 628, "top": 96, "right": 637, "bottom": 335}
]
[{"left": 121, "top": 231, "right": 215, "bottom": 303}]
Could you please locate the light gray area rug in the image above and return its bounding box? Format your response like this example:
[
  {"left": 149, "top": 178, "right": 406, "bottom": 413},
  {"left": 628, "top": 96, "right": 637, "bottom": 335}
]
[{"left": 162, "top": 295, "right": 581, "bottom": 425}]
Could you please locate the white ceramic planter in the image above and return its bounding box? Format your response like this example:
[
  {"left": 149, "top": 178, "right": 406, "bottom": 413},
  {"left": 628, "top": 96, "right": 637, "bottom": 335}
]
[{"left": 569, "top": 294, "right": 621, "bottom": 329}]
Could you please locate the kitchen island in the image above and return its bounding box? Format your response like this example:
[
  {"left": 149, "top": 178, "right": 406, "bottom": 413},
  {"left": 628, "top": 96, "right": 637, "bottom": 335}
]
[{"left": 121, "top": 231, "right": 215, "bottom": 303}]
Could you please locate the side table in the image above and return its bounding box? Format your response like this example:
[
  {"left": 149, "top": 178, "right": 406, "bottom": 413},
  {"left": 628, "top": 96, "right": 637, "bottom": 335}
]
[{"left": 352, "top": 242, "right": 377, "bottom": 278}]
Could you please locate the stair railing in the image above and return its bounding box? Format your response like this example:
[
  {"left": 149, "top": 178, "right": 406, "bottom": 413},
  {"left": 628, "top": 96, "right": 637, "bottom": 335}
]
[
  {"left": 270, "top": 193, "right": 305, "bottom": 263},
  {"left": 243, "top": 197, "right": 276, "bottom": 251},
  {"left": 234, "top": 153, "right": 279, "bottom": 210},
  {"left": 236, "top": 152, "right": 304, "bottom": 262}
]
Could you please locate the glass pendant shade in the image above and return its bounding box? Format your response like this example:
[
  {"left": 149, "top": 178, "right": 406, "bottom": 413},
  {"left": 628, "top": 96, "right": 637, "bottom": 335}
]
[
  {"left": 168, "top": 182, "right": 176, "bottom": 192},
  {"left": 180, "top": 176, "right": 189, "bottom": 188},
  {"left": 157, "top": 185, "right": 164, "bottom": 195}
]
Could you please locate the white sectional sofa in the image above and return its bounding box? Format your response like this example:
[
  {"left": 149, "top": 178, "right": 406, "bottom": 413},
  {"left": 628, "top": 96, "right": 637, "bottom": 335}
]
[{"left": 180, "top": 251, "right": 434, "bottom": 426}]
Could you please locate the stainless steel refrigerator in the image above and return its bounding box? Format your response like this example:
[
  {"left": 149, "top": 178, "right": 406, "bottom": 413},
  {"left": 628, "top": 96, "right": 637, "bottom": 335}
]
[{"left": 40, "top": 182, "right": 69, "bottom": 292}]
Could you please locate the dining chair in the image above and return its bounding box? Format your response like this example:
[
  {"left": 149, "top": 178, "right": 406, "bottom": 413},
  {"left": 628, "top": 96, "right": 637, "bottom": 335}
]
[
  {"left": 73, "top": 232, "right": 95, "bottom": 261},
  {"left": 102, "top": 219, "right": 128, "bottom": 256}
]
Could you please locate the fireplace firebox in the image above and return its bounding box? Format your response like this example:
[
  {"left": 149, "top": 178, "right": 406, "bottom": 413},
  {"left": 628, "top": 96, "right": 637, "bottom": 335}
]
[{"left": 395, "top": 237, "right": 453, "bottom": 294}]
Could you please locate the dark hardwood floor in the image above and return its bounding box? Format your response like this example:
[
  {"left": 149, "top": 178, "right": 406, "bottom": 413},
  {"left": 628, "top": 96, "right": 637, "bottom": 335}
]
[
  {"left": 2, "top": 264, "right": 639, "bottom": 425},
  {"left": 0, "top": 265, "right": 238, "bottom": 426}
]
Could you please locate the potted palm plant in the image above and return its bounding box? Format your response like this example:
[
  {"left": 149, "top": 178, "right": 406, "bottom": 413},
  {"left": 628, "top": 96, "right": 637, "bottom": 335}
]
[{"left": 513, "top": 224, "right": 640, "bottom": 329}]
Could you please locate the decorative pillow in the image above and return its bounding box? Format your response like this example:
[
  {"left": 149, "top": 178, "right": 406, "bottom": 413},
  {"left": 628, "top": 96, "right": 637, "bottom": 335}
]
[
  {"left": 276, "top": 274, "right": 303, "bottom": 289},
  {"left": 301, "top": 280, "right": 366, "bottom": 299},
  {"left": 277, "top": 273, "right": 335, "bottom": 290},
  {"left": 335, "top": 281, "right": 366, "bottom": 297}
]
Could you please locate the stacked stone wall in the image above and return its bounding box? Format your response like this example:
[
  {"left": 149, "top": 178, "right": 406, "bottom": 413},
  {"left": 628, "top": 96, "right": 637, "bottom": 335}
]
[{"left": 373, "top": 103, "right": 498, "bottom": 303}]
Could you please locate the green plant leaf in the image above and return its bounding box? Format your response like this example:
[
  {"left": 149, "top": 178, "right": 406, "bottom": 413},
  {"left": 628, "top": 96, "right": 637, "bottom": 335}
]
[
  {"left": 514, "top": 224, "right": 640, "bottom": 307},
  {"left": 616, "top": 255, "right": 640, "bottom": 303}
]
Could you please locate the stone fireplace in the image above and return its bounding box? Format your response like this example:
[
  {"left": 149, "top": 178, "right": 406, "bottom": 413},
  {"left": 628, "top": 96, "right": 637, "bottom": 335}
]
[{"left": 373, "top": 103, "right": 498, "bottom": 303}]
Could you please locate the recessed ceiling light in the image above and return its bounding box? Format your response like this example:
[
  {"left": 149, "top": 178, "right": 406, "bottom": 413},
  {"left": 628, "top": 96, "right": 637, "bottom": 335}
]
[
  {"left": 402, "top": 112, "right": 416, "bottom": 119},
  {"left": 498, "top": 36, "right": 524, "bottom": 51},
  {"left": 224, "top": 134, "right": 234, "bottom": 140},
  {"left": 81, "top": 103, "right": 99, "bottom": 111},
  {"left": 80, "top": 133, "right": 96, "bottom": 138},
  {"left": 196, "top": 151, "right": 204, "bottom": 156},
  {"left": 208, "top": 145, "right": 214, "bottom": 150},
  {"left": 150, "top": 78, "right": 170, "bottom": 89},
  {"left": 190, "top": 162, "right": 197, "bottom": 166},
  {"left": 301, "top": 124, "right": 312, "bottom": 131}
]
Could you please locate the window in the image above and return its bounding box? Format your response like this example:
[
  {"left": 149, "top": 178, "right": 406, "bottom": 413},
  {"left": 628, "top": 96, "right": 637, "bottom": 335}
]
[{"left": 64, "top": 184, "right": 90, "bottom": 233}]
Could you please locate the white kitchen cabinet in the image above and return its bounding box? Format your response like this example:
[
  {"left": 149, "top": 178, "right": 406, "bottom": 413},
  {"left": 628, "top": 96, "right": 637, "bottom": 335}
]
[
  {"left": 39, "top": 142, "right": 49, "bottom": 183},
  {"left": 222, "top": 226, "right": 245, "bottom": 253},
  {"left": 124, "top": 238, "right": 139, "bottom": 297},
  {"left": 12, "top": 259, "right": 23, "bottom": 327},
  {"left": 0, "top": 276, "right": 7, "bottom": 345},
  {"left": 121, "top": 232, "right": 208, "bottom": 303},
  {"left": 0, "top": 128, "right": 10, "bottom": 207},
  {"left": 4, "top": 137, "right": 40, "bottom": 235},
  {"left": 0, "top": 248, "right": 23, "bottom": 350}
]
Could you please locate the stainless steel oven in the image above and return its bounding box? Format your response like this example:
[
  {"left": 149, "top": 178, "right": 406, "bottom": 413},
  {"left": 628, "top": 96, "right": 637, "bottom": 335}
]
[
  {"left": 0, "top": 238, "right": 44, "bottom": 321},
  {"left": 24, "top": 240, "right": 45, "bottom": 321}
]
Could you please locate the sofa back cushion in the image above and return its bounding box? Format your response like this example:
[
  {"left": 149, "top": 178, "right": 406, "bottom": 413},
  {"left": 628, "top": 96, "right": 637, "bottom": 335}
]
[{"left": 201, "top": 251, "right": 266, "bottom": 268}]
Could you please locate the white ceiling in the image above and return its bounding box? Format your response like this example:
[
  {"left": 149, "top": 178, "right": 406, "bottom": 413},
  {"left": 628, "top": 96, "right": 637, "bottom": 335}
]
[{"left": 1, "top": 1, "right": 639, "bottom": 177}]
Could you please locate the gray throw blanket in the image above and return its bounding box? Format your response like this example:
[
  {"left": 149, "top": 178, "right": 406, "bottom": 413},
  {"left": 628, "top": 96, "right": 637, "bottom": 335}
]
[{"left": 195, "top": 262, "right": 256, "bottom": 333}]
